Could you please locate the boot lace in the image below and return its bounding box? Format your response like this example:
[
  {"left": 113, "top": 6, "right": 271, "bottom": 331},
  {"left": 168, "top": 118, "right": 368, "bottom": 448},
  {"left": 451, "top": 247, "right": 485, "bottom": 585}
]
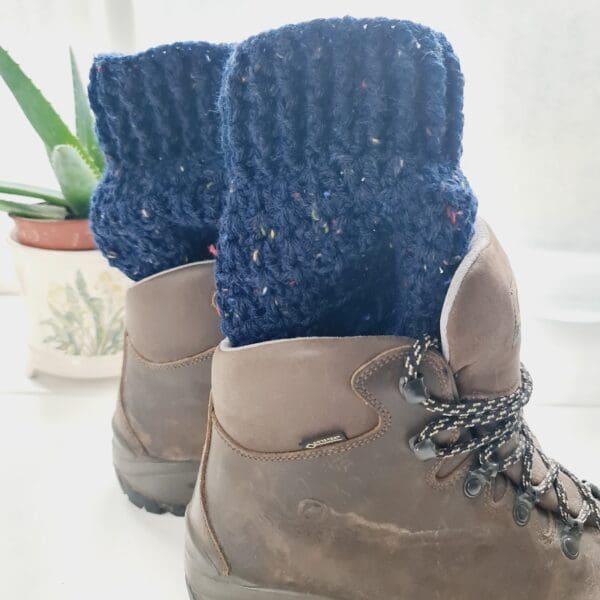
[{"left": 402, "top": 335, "right": 600, "bottom": 560}]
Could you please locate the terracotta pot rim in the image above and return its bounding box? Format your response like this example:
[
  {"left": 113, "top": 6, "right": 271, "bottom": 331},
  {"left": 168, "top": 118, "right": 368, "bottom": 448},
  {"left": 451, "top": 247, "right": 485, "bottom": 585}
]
[
  {"left": 8, "top": 230, "right": 99, "bottom": 255},
  {"left": 10, "top": 216, "right": 88, "bottom": 224},
  {"left": 10, "top": 216, "right": 97, "bottom": 251}
]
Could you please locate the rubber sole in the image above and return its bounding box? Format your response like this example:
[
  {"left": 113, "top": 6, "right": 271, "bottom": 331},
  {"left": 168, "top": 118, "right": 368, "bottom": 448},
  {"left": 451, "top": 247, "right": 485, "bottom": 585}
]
[
  {"left": 113, "top": 435, "right": 200, "bottom": 516},
  {"left": 116, "top": 471, "right": 188, "bottom": 516},
  {"left": 186, "top": 576, "right": 333, "bottom": 600}
]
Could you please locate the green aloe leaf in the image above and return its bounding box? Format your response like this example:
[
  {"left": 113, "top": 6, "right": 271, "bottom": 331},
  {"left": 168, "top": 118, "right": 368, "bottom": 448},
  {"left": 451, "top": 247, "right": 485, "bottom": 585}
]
[
  {"left": 50, "top": 144, "right": 97, "bottom": 218},
  {"left": 0, "top": 46, "right": 98, "bottom": 174},
  {"left": 0, "top": 180, "right": 68, "bottom": 208},
  {"left": 0, "top": 198, "right": 67, "bottom": 219},
  {"left": 70, "top": 48, "right": 104, "bottom": 173}
]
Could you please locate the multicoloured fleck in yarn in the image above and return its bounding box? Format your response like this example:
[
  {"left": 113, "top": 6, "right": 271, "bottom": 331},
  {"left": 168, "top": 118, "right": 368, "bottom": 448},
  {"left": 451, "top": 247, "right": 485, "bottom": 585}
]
[
  {"left": 217, "top": 17, "right": 477, "bottom": 346},
  {"left": 89, "top": 41, "right": 232, "bottom": 280}
]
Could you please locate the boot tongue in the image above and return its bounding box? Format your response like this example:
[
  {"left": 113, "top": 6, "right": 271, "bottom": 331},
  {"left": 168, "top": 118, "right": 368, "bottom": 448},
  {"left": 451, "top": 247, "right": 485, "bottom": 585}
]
[
  {"left": 440, "top": 218, "right": 522, "bottom": 399},
  {"left": 439, "top": 219, "right": 586, "bottom": 516}
]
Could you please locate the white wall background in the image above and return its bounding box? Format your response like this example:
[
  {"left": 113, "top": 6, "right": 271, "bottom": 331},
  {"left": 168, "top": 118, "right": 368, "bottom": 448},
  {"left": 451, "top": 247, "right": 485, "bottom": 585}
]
[{"left": 0, "top": 0, "right": 599, "bottom": 402}]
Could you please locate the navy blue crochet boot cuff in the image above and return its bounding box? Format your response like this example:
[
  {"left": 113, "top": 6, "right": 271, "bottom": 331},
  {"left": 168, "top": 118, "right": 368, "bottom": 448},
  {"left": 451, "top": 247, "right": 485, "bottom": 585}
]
[
  {"left": 217, "top": 17, "right": 477, "bottom": 346},
  {"left": 89, "top": 41, "right": 232, "bottom": 280}
]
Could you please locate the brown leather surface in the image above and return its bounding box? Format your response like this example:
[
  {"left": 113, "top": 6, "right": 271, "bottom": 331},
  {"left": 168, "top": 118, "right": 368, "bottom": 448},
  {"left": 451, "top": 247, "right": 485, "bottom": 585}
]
[
  {"left": 113, "top": 261, "right": 221, "bottom": 463},
  {"left": 212, "top": 337, "right": 408, "bottom": 453},
  {"left": 117, "top": 336, "right": 213, "bottom": 461},
  {"left": 186, "top": 397, "right": 230, "bottom": 576},
  {"left": 445, "top": 222, "right": 583, "bottom": 515},
  {"left": 126, "top": 261, "right": 221, "bottom": 363},
  {"left": 444, "top": 223, "right": 522, "bottom": 399},
  {"left": 188, "top": 337, "right": 600, "bottom": 599}
]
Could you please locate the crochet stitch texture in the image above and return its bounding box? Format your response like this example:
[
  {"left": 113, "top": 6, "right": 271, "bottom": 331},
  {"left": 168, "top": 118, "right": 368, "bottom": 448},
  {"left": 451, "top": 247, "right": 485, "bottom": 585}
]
[
  {"left": 89, "top": 41, "right": 231, "bottom": 280},
  {"left": 217, "top": 18, "right": 478, "bottom": 346}
]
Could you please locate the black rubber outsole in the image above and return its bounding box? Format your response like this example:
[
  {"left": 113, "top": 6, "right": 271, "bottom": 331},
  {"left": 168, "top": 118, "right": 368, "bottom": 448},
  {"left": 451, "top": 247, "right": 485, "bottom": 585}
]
[{"left": 116, "top": 472, "right": 187, "bottom": 517}]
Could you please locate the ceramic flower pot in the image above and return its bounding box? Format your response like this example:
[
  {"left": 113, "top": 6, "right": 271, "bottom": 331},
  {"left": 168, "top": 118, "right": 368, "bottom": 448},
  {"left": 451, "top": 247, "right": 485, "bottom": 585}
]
[{"left": 8, "top": 218, "right": 130, "bottom": 379}]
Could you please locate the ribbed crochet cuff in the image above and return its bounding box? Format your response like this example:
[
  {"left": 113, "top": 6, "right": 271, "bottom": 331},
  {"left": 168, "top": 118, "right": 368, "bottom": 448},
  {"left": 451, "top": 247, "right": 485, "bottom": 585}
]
[
  {"left": 216, "top": 18, "right": 477, "bottom": 346},
  {"left": 89, "top": 41, "right": 232, "bottom": 281},
  {"left": 89, "top": 41, "right": 231, "bottom": 167},
  {"left": 220, "top": 17, "right": 464, "bottom": 184}
]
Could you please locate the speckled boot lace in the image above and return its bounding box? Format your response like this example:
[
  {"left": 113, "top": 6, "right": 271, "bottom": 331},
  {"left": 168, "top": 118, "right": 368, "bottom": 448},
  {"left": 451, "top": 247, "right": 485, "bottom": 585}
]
[{"left": 402, "top": 335, "right": 600, "bottom": 560}]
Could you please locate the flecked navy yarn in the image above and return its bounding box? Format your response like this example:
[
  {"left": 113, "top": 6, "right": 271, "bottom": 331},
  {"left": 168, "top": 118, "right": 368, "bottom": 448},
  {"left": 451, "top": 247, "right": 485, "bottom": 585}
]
[
  {"left": 89, "top": 42, "right": 232, "bottom": 280},
  {"left": 217, "top": 18, "right": 478, "bottom": 346}
]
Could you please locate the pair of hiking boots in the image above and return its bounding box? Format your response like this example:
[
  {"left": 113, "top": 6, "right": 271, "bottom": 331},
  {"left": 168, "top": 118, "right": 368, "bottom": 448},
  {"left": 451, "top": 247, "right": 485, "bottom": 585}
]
[{"left": 114, "top": 219, "right": 600, "bottom": 599}]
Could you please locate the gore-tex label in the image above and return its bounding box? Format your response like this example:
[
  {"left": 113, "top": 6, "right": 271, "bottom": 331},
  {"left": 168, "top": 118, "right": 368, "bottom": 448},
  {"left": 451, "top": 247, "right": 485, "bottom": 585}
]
[{"left": 300, "top": 431, "right": 348, "bottom": 450}]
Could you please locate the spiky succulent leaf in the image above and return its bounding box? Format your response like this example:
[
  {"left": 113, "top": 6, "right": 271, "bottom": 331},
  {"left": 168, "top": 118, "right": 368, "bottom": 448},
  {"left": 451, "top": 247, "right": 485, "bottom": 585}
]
[
  {"left": 50, "top": 145, "right": 98, "bottom": 218},
  {"left": 0, "top": 198, "right": 67, "bottom": 219},
  {"left": 0, "top": 180, "right": 68, "bottom": 208},
  {"left": 69, "top": 48, "right": 104, "bottom": 172},
  {"left": 0, "top": 46, "right": 98, "bottom": 175}
]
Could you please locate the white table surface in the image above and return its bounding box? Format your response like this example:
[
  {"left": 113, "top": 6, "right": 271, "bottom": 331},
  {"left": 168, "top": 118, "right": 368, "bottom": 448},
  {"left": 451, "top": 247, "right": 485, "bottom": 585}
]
[{"left": 1, "top": 293, "right": 599, "bottom": 600}]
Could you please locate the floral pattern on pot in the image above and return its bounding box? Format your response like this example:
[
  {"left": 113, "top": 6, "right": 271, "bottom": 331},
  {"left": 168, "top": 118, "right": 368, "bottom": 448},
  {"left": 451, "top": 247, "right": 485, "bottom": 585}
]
[{"left": 41, "top": 270, "right": 125, "bottom": 356}]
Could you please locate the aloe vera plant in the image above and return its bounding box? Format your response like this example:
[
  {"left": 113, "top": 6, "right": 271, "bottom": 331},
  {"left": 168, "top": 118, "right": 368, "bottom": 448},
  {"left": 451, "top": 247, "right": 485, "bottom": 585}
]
[{"left": 0, "top": 47, "right": 103, "bottom": 219}]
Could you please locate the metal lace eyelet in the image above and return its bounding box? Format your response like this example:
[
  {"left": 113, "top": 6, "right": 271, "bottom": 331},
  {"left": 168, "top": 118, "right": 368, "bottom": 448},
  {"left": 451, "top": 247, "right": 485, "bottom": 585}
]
[
  {"left": 583, "top": 480, "right": 600, "bottom": 501},
  {"left": 464, "top": 470, "right": 486, "bottom": 499},
  {"left": 400, "top": 376, "right": 429, "bottom": 405},
  {"left": 561, "top": 519, "right": 583, "bottom": 560},
  {"left": 464, "top": 461, "right": 499, "bottom": 499},
  {"left": 408, "top": 436, "right": 438, "bottom": 461},
  {"left": 513, "top": 490, "right": 536, "bottom": 527}
]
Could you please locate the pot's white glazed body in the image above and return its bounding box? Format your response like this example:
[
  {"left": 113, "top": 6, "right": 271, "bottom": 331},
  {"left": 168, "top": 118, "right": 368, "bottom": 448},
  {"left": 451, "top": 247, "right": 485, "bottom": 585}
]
[{"left": 8, "top": 235, "right": 130, "bottom": 378}]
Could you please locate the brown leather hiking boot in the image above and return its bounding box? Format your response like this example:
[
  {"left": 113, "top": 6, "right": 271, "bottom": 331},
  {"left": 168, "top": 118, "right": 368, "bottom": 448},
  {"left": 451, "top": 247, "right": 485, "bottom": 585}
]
[
  {"left": 113, "top": 261, "right": 221, "bottom": 516},
  {"left": 184, "top": 220, "right": 600, "bottom": 599}
]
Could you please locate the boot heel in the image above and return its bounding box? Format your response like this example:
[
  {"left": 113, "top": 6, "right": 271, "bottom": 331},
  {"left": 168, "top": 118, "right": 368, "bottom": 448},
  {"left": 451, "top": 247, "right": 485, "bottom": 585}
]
[
  {"left": 112, "top": 435, "right": 199, "bottom": 516},
  {"left": 185, "top": 528, "right": 332, "bottom": 600}
]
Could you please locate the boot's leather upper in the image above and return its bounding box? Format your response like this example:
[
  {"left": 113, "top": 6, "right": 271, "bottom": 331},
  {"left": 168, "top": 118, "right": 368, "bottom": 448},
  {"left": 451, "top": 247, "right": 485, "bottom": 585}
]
[
  {"left": 441, "top": 220, "right": 522, "bottom": 399},
  {"left": 114, "top": 260, "right": 220, "bottom": 461},
  {"left": 441, "top": 221, "right": 586, "bottom": 516},
  {"left": 126, "top": 260, "right": 221, "bottom": 363},
  {"left": 187, "top": 221, "right": 600, "bottom": 600}
]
